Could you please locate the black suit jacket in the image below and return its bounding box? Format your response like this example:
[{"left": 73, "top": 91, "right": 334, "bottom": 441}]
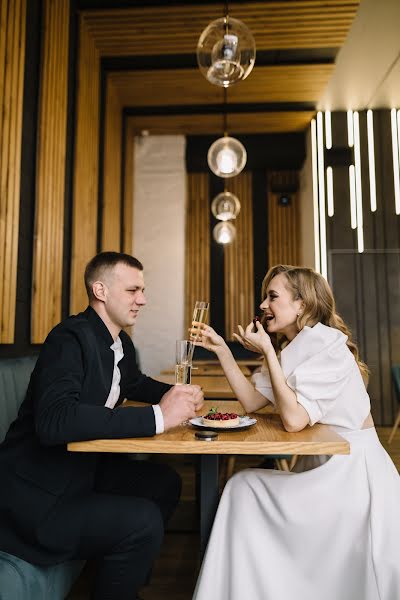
[{"left": 0, "top": 306, "right": 171, "bottom": 564}]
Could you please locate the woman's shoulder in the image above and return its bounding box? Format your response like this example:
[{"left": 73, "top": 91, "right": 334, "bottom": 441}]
[
  {"left": 281, "top": 322, "right": 351, "bottom": 374},
  {"left": 304, "top": 322, "right": 347, "bottom": 344}
]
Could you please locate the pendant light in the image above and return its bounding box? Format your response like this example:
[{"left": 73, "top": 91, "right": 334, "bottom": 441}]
[
  {"left": 207, "top": 88, "right": 247, "bottom": 178},
  {"left": 197, "top": 14, "right": 256, "bottom": 88},
  {"left": 213, "top": 221, "right": 237, "bottom": 244},
  {"left": 211, "top": 190, "right": 241, "bottom": 221}
]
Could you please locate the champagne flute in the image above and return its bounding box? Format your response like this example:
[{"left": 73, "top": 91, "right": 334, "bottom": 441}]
[
  {"left": 175, "top": 340, "right": 194, "bottom": 385},
  {"left": 189, "top": 301, "right": 210, "bottom": 360}
]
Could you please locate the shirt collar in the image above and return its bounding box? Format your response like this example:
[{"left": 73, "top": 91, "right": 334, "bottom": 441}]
[
  {"left": 110, "top": 336, "right": 123, "bottom": 353},
  {"left": 84, "top": 305, "right": 119, "bottom": 347}
]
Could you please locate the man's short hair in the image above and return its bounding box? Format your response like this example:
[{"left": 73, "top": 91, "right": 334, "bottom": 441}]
[{"left": 84, "top": 252, "right": 143, "bottom": 301}]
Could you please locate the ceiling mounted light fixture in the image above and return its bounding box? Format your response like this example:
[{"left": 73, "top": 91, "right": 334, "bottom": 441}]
[
  {"left": 211, "top": 191, "right": 241, "bottom": 220},
  {"left": 213, "top": 221, "right": 237, "bottom": 244},
  {"left": 197, "top": 14, "right": 255, "bottom": 88}
]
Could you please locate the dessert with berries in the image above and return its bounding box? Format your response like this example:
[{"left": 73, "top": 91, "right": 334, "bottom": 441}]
[{"left": 202, "top": 407, "right": 241, "bottom": 428}]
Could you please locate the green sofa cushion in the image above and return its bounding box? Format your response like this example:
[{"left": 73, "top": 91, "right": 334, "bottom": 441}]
[
  {"left": 0, "top": 551, "right": 84, "bottom": 600},
  {"left": 0, "top": 356, "right": 85, "bottom": 598},
  {"left": 0, "top": 356, "right": 38, "bottom": 444}
]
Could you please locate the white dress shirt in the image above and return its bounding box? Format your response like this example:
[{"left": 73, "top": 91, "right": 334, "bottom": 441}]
[{"left": 105, "top": 336, "right": 164, "bottom": 434}]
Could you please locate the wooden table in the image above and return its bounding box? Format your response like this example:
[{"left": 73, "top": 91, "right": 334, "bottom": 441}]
[
  {"left": 160, "top": 364, "right": 252, "bottom": 377},
  {"left": 193, "top": 359, "right": 263, "bottom": 367},
  {"left": 68, "top": 401, "right": 349, "bottom": 555},
  {"left": 158, "top": 374, "right": 240, "bottom": 399}
]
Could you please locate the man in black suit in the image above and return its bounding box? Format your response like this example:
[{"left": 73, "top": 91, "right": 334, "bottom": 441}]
[{"left": 0, "top": 251, "right": 203, "bottom": 599}]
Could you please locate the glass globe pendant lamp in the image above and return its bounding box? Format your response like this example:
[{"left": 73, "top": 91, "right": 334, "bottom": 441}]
[
  {"left": 213, "top": 221, "right": 237, "bottom": 244},
  {"left": 197, "top": 16, "right": 256, "bottom": 87},
  {"left": 211, "top": 191, "right": 241, "bottom": 221},
  {"left": 207, "top": 135, "right": 247, "bottom": 178}
]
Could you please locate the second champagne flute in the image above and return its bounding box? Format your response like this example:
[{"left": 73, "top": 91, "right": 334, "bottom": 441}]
[
  {"left": 175, "top": 340, "right": 194, "bottom": 385},
  {"left": 189, "top": 301, "right": 210, "bottom": 360}
]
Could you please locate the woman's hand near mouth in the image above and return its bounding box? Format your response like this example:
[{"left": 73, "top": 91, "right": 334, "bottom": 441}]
[{"left": 233, "top": 320, "right": 273, "bottom": 354}]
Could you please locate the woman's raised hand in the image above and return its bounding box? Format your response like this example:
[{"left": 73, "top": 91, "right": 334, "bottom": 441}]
[
  {"left": 190, "top": 322, "right": 227, "bottom": 355},
  {"left": 233, "top": 320, "right": 273, "bottom": 354}
]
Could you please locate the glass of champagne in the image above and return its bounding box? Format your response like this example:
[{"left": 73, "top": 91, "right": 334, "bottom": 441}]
[
  {"left": 189, "top": 301, "right": 210, "bottom": 346},
  {"left": 175, "top": 340, "right": 194, "bottom": 385}
]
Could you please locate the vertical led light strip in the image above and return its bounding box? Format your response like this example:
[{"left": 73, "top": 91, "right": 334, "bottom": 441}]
[
  {"left": 391, "top": 109, "right": 400, "bottom": 215},
  {"left": 317, "top": 112, "right": 327, "bottom": 278},
  {"left": 325, "top": 111, "right": 334, "bottom": 217},
  {"left": 349, "top": 165, "right": 357, "bottom": 229},
  {"left": 311, "top": 119, "right": 321, "bottom": 273},
  {"left": 347, "top": 109, "right": 356, "bottom": 230},
  {"left": 325, "top": 111, "right": 332, "bottom": 149},
  {"left": 397, "top": 110, "right": 400, "bottom": 215},
  {"left": 366, "top": 110, "right": 377, "bottom": 212},
  {"left": 326, "top": 166, "right": 334, "bottom": 216},
  {"left": 347, "top": 110, "right": 354, "bottom": 147},
  {"left": 353, "top": 112, "right": 364, "bottom": 253}
]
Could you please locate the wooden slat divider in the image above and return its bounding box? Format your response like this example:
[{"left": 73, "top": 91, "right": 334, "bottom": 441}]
[
  {"left": 0, "top": 0, "right": 26, "bottom": 343},
  {"left": 70, "top": 15, "right": 100, "bottom": 315},
  {"left": 3, "top": 0, "right": 18, "bottom": 344},
  {"left": 123, "top": 120, "right": 135, "bottom": 255},
  {"left": 185, "top": 173, "right": 210, "bottom": 331},
  {"left": 268, "top": 171, "right": 300, "bottom": 267},
  {"left": 102, "top": 77, "right": 123, "bottom": 251},
  {"left": 224, "top": 173, "right": 254, "bottom": 339},
  {"left": 31, "top": 0, "right": 69, "bottom": 343}
]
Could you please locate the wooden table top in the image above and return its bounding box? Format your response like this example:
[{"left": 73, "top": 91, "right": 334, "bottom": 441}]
[
  {"left": 193, "top": 358, "right": 262, "bottom": 368},
  {"left": 160, "top": 364, "right": 252, "bottom": 377},
  {"left": 68, "top": 400, "right": 350, "bottom": 457},
  {"left": 158, "top": 374, "right": 240, "bottom": 399}
]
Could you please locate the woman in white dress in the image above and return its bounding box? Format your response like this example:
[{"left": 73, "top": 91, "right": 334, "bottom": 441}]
[{"left": 192, "top": 265, "right": 400, "bottom": 600}]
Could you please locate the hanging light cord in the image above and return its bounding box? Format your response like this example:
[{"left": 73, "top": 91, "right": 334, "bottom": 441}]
[
  {"left": 223, "top": 85, "right": 228, "bottom": 194},
  {"left": 223, "top": 87, "right": 228, "bottom": 136}
]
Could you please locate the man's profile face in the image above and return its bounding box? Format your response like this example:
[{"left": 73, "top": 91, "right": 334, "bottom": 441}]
[{"left": 102, "top": 263, "right": 146, "bottom": 330}]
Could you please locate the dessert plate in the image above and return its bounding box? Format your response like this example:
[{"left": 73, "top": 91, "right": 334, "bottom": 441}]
[{"left": 189, "top": 416, "right": 257, "bottom": 431}]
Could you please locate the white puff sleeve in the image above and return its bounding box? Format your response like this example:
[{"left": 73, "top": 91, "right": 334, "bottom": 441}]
[
  {"left": 251, "top": 362, "right": 276, "bottom": 405},
  {"left": 285, "top": 339, "right": 355, "bottom": 426}
]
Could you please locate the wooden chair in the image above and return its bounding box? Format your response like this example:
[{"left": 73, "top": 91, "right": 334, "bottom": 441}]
[
  {"left": 222, "top": 453, "right": 298, "bottom": 485},
  {"left": 388, "top": 365, "right": 400, "bottom": 444}
]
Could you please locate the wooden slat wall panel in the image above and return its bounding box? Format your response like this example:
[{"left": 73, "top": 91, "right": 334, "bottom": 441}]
[
  {"left": 83, "top": 1, "right": 360, "bottom": 55},
  {"left": 185, "top": 173, "right": 210, "bottom": 331},
  {"left": 109, "top": 65, "right": 334, "bottom": 108},
  {"left": 102, "top": 78, "right": 122, "bottom": 251},
  {"left": 126, "top": 111, "right": 315, "bottom": 136},
  {"left": 123, "top": 120, "right": 135, "bottom": 255},
  {"left": 224, "top": 173, "right": 254, "bottom": 340},
  {"left": 0, "top": 0, "right": 26, "bottom": 343},
  {"left": 268, "top": 171, "right": 300, "bottom": 267},
  {"left": 31, "top": 0, "right": 69, "bottom": 343},
  {"left": 70, "top": 17, "right": 100, "bottom": 314}
]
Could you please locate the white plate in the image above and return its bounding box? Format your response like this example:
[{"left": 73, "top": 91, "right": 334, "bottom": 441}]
[{"left": 189, "top": 416, "right": 257, "bottom": 431}]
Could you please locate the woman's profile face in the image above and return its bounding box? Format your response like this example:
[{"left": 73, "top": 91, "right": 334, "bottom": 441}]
[{"left": 260, "top": 273, "right": 303, "bottom": 341}]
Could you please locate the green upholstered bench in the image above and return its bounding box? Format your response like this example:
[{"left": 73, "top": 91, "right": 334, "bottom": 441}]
[{"left": 0, "top": 356, "right": 85, "bottom": 600}]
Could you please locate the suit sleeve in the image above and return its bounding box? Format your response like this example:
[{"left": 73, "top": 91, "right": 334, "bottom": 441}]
[
  {"left": 33, "top": 328, "right": 157, "bottom": 446},
  {"left": 120, "top": 332, "right": 172, "bottom": 403}
]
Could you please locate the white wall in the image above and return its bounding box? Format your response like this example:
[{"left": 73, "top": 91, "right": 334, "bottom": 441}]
[
  {"left": 299, "top": 128, "right": 316, "bottom": 269},
  {"left": 132, "top": 135, "right": 186, "bottom": 376}
]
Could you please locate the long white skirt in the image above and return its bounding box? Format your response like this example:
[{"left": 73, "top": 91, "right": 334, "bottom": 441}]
[{"left": 193, "top": 428, "right": 400, "bottom": 600}]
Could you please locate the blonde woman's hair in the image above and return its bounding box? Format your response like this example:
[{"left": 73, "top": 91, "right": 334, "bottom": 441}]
[{"left": 261, "top": 264, "right": 369, "bottom": 382}]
